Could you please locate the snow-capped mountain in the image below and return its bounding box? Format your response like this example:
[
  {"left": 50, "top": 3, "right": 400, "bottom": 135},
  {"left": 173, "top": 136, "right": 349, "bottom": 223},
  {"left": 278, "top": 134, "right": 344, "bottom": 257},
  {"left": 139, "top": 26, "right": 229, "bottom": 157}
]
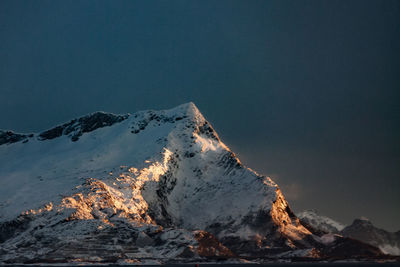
[
  {"left": 297, "top": 210, "right": 345, "bottom": 234},
  {"left": 298, "top": 210, "right": 400, "bottom": 256},
  {"left": 0, "top": 103, "right": 387, "bottom": 264}
]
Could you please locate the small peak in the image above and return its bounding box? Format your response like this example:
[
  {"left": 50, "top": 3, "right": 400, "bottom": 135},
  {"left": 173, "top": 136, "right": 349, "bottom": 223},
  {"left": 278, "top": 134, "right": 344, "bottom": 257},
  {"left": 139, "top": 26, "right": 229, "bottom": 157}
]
[
  {"left": 306, "top": 209, "right": 318, "bottom": 214},
  {"left": 183, "top": 102, "right": 201, "bottom": 118},
  {"left": 185, "top": 101, "right": 198, "bottom": 110},
  {"left": 352, "top": 217, "right": 373, "bottom": 226},
  {"left": 298, "top": 209, "right": 318, "bottom": 216},
  {"left": 173, "top": 102, "right": 199, "bottom": 113},
  {"left": 166, "top": 102, "right": 204, "bottom": 122}
]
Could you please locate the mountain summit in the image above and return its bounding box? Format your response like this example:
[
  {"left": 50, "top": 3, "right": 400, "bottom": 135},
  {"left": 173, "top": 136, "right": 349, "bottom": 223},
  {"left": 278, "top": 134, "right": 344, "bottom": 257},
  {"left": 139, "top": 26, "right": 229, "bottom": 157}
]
[{"left": 0, "top": 103, "right": 385, "bottom": 264}]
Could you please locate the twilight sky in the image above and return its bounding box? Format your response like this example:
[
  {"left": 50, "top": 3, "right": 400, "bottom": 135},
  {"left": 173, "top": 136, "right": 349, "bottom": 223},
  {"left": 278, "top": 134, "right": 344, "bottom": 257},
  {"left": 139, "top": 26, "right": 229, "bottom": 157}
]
[{"left": 0, "top": 0, "right": 399, "bottom": 231}]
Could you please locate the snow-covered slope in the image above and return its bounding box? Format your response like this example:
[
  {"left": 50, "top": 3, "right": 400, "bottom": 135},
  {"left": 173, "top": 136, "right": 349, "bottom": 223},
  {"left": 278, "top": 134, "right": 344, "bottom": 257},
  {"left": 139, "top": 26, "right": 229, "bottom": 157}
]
[
  {"left": 1, "top": 103, "right": 317, "bottom": 264},
  {"left": 297, "top": 210, "right": 345, "bottom": 234}
]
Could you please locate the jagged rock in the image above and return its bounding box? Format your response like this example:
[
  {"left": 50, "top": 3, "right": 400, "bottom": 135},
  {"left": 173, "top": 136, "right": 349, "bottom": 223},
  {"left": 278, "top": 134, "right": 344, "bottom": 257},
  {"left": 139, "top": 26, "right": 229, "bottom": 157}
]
[
  {"left": 194, "top": 230, "right": 234, "bottom": 258},
  {"left": 0, "top": 130, "right": 33, "bottom": 146},
  {"left": 38, "top": 112, "right": 129, "bottom": 141}
]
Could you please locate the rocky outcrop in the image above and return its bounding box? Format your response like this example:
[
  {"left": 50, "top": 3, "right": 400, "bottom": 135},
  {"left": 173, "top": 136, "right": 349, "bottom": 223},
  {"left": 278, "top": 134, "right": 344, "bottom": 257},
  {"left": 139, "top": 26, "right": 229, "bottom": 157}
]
[
  {"left": 38, "top": 112, "right": 129, "bottom": 141},
  {"left": 0, "top": 130, "right": 33, "bottom": 145}
]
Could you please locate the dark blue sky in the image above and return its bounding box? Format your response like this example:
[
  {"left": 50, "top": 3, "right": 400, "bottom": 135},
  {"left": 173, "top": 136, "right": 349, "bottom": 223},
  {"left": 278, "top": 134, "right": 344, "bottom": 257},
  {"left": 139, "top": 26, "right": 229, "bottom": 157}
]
[{"left": 1, "top": 0, "right": 399, "bottom": 230}]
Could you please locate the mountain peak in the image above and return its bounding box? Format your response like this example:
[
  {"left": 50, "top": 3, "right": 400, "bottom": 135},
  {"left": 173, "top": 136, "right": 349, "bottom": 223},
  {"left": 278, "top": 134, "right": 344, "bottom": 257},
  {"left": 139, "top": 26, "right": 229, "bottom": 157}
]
[
  {"left": 4, "top": 103, "right": 383, "bottom": 263},
  {"left": 351, "top": 218, "right": 374, "bottom": 227},
  {"left": 297, "top": 209, "right": 345, "bottom": 233},
  {"left": 175, "top": 101, "right": 198, "bottom": 111},
  {"left": 166, "top": 102, "right": 203, "bottom": 122}
]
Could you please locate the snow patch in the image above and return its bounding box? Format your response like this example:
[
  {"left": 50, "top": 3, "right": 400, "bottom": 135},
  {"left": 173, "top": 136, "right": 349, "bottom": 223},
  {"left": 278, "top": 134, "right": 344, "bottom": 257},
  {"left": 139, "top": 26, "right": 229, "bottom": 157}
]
[{"left": 379, "top": 245, "right": 400, "bottom": 256}]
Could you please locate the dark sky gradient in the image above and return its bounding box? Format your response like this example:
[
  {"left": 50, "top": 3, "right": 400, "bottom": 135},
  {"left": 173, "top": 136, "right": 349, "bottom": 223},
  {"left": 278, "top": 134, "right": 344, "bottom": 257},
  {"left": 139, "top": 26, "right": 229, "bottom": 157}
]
[{"left": 1, "top": 1, "right": 399, "bottom": 230}]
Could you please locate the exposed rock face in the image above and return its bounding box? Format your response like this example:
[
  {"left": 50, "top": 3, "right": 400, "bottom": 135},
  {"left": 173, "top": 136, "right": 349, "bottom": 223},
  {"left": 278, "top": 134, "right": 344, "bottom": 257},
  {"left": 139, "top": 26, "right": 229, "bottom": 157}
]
[
  {"left": 0, "top": 130, "right": 33, "bottom": 145},
  {"left": 194, "top": 231, "right": 234, "bottom": 258},
  {"left": 0, "top": 103, "right": 388, "bottom": 264},
  {"left": 0, "top": 112, "right": 127, "bottom": 146},
  {"left": 38, "top": 112, "right": 129, "bottom": 141}
]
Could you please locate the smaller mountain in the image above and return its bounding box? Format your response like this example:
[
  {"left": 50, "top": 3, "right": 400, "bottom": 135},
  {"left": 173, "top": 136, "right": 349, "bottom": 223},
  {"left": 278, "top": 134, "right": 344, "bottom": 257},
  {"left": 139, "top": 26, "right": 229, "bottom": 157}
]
[
  {"left": 298, "top": 211, "right": 400, "bottom": 256},
  {"left": 342, "top": 218, "right": 400, "bottom": 256},
  {"left": 297, "top": 210, "right": 345, "bottom": 234}
]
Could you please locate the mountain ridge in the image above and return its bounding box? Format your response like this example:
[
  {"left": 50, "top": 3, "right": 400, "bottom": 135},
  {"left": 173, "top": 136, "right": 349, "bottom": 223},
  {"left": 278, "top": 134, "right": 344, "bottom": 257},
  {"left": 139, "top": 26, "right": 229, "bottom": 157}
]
[
  {"left": 298, "top": 210, "right": 400, "bottom": 256},
  {"left": 0, "top": 103, "right": 390, "bottom": 263}
]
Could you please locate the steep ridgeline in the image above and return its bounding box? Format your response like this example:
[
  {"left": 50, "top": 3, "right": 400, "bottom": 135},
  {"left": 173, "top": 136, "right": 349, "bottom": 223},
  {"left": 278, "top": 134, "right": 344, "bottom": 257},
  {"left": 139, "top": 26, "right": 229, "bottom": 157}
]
[
  {"left": 0, "top": 103, "right": 384, "bottom": 264},
  {"left": 298, "top": 210, "right": 400, "bottom": 256}
]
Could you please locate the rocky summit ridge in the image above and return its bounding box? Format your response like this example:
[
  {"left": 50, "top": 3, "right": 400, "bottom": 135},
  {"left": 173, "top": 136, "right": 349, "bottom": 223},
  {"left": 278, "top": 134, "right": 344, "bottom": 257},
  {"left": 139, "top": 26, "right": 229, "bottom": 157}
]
[{"left": 0, "top": 103, "right": 390, "bottom": 264}]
